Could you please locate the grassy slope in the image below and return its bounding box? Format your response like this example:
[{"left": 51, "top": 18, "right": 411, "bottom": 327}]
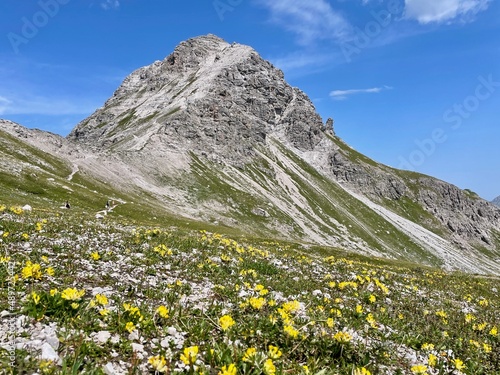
[
  {"left": 0, "top": 208, "right": 498, "bottom": 374},
  {"left": 1, "top": 130, "right": 499, "bottom": 374},
  {"left": 330, "top": 136, "right": 449, "bottom": 238}
]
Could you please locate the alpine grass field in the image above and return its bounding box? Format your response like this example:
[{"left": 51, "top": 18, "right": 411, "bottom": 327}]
[{"left": 0, "top": 204, "right": 498, "bottom": 374}]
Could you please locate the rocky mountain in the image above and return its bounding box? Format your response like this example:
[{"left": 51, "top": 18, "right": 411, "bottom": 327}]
[{"left": 2, "top": 34, "right": 500, "bottom": 274}]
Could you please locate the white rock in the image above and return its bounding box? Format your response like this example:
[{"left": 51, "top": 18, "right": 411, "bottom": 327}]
[
  {"left": 103, "top": 362, "right": 125, "bottom": 375},
  {"left": 131, "top": 343, "right": 144, "bottom": 353},
  {"left": 22, "top": 205, "right": 32, "bottom": 211},
  {"left": 110, "top": 334, "right": 121, "bottom": 344},
  {"left": 46, "top": 335, "right": 59, "bottom": 350},
  {"left": 40, "top": 342, "right": 61, "bottom": 364},
  {"left": 103, "top": 363, "right": 114, "bottom": 375},
  {"left": 95, "top": 331, "right": 111, "bottom": 344},
  {"left": 160, "top": 338, "right": 170, "bottom": 348},
  {"left": 16, "top": 315, "right": 28, "bottom": 329},
  {"left": 128, "top": 330, "right": 139, "bottom": 341}
]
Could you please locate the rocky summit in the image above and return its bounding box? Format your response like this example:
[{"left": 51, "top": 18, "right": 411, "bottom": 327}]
[
  {"left": 2, "top": 34, "right": 500, "bottom": 274},
  {"left": 68, "top": 34, "right": 326, "bottom": 165}
]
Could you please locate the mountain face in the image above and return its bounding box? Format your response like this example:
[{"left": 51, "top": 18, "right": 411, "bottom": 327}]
[
  {"left": 3, "top": 34, "right": 500, "bottom": 274},
  {"left": 68, "top": 34, "right": 327, "bottom": 165}
]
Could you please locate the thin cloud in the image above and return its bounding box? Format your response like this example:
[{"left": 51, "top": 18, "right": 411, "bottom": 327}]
[
  {"left": 0, "top": 96, "right": 12, "bottom": 113},
  {"left": 101, "top": 0, "right": 120, "bottom": 10},
  {"left": 404, "top": 0, "right": 491, "bottom": 24},
  {"left": 0, "top": 93, "right": 99, "bottom": 116},
  {"left": 330, "top": 85, "right": 393, "bottom": 100},
  {"left": 270, "top": 51, "right": 336, "bottom": 71},
  {"left": 255, "top": 0, "right": 352, "bottom": 45}
]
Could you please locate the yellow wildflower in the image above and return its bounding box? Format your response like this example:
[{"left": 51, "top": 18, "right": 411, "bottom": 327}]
[
  {"left": 45, "top": 267, "right": 55, "bottom": 276},
  {"left": 473, "top": 322, "right": 487, "bottom": 331},
  {"left": 249, "top": 297, "right": 266, "bottom": 310},
  {"left": 50, "top": 289, "right": 58, "bottom": 296},
  {"left": 148, "top": 355, "right": 168, "bottom": 373},
  {"left": 428, "top": 354, "right": 437, "bottom": 367},
  {"left": 219, "top": 315, "right": 235, "bottom": 331},
  {"left": 326, "top": 318, "right": 334, "bottom": 328},
  {"left": 368, "top": 294, "right": 376, "bottom": 303},
  {"left": 268, "top": 345, "right": 282, "bottom": 359},
  {"left": 125, "top": 322, "right": 135, "bottom": 333},
  {"left": 218, "top": 363, "right": 237, "bottom": 375},
  {"left": 31, "top": 292, "right": 40, "bottom": 305},
  {"left": 95, "top": 294, "right": 108, "bottom": 306},
  {"left": 354, "top": 368, "right": 371, "bottom": 375},
  {"left": 435, "top": 310, "right": 447, "bottom": 319},
  {"left": 282, "top": 300, "right": 300, "bottom": 313},
  {"left": 61, "top": 288, "right": 85, "bottom": 301},
  {"left": 10, "top": 206, "right": 23, "bottom": 215},
  {"left": 421, "top": 343, "right": 434, "bottom": 351},
  {"left": 90, "top": 252, "right": 100, "bottom": 261},
  {"left": 410, "top": 364, "right": 428, "bottom": 374},
  {"left": 71, "top": 302, "right": 79, "bottom": 309},
  {"left": 99, "top": 309, "right": 109, "bottom": 316},
  {"left": 156, "top": 305, "right": 169, "bottom": 319},
  {"left": 284, "top": 325, "right": 299, "bottom": 339},
  {"left": 180, "top": 346, "right": 198, "bottom": 365},
  {"left": 242, "top": 347, "right": 256, "bottom": 362},
  {"left": 451, "top": 358, "right": 466, "bottom": 371},
  {"left": 263, "top": 359, "right": 275, "bottom": 375},
  {"left": 483, "top": 343, "right": 492, "bottom": 353},
  {"left": 478, "top": 299, "right": 489, "bottom": 307},
  {"left": 333, "top": 331, "right": 352, "bottom": 343},
  {"left": 366, "top": 313, "right": 377, "bottom": 328},
  {"left": 489, "top": 326, "right": 497, "bottom": 336},
  {"left": 21, "top": 261, "right": 43, "bottom": 280},
  {"left": 338, "top": 281, "right": 358, "bottom": 290}
]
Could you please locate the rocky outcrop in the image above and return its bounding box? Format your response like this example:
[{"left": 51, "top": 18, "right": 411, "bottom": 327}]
[
  {"left": 328, "top": 141, "right": 500, "bottom": 248},
  {"left": 68, "top": 34, "right": 324, "bottom": 165}
]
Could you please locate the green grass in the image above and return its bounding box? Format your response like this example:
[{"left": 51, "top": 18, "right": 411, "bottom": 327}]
[
  {"left": 269, "top": 140, "right": 442, "bottom": 266},
  {"left": 0, "top": 207, "right": 498, "bottom": 374}
]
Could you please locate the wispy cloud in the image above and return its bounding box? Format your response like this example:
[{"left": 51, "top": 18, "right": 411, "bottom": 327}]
[
  {"left": 0, "top": 96, "right": 12, "bottom": 114},
  {"left": 270, "top": 50, "right": 337, "bottom": 71},
  {"left": 255, "top": 0, "right": 352, "bottom": 45},
  {"left": 0, "top": 93, "right": 100, "bottom": 116},
  {"left": 101, "top": 0, "right": 120, "bottom": 10},
  {"left": 330, "top": 85, "right": 393, "bottom": 100},
  {"left": 404, "top": 0, "right": 491, "bottom": 24}
]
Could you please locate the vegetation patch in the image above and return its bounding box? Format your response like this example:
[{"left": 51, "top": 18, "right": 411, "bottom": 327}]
[{"left": 0, "top": 207, "right": 498, "bottom": 374}]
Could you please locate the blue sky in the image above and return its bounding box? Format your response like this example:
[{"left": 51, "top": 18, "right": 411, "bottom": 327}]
[{"left": 0, "top": 0, "right": 499, "bottom": 200}]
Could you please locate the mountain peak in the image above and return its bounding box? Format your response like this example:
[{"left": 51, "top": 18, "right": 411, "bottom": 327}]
[{"left": 68, "top": 34, "right": 325, "bottom": 161}]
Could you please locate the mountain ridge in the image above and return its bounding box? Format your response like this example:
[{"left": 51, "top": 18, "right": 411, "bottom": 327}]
[{"left": 2, "top": 34, "right": 500, "bottom": 274}]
